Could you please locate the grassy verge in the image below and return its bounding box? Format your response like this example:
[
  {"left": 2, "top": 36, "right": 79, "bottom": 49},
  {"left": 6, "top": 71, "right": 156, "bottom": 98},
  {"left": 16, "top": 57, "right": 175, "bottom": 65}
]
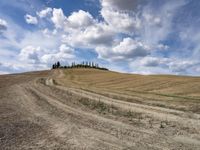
[{"left": 78, "top": 97, "right": 144, "bottom": 120}]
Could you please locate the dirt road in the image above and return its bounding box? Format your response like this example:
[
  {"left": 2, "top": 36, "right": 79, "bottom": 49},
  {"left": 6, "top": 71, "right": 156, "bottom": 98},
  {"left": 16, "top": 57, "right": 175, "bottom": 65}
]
[{"left": 0, "top": 70, "right": 200, "bottom": 149}]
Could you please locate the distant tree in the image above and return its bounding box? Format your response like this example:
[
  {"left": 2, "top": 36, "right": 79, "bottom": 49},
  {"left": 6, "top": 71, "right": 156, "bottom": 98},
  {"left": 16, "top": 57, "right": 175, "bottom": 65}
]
[
  {"left": 57, "top": 61, "right": 61, "bottom": 68},
  {"left": 71, "top": 62, "right": 74, "bottom": 67},
  {"left": 52, "top": 64, "right": 55, "bottom": 69},
  {"left": 52, "top": 61, "right": 108, "bottom": 71},
  {"left": 89, "top": 62, "right": 91, "bottom": 67}
]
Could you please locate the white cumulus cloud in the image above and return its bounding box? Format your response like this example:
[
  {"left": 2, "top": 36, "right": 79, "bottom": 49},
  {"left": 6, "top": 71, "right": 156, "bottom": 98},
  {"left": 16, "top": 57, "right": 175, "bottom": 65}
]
[
  {"left": 101, "top": 8, "right": 141, "bottom": 34},
  {"left": 19, "top": 46, "right": 41, "bottom": 63},
  {"left": 41, "top": 44, "right": 75, "bottom": 64},
  {"left": 37, "top": 7, "right": 52, "bottom": 18},
  {"left": 63, "top": 23, "right": 114, "bottom": 48},
  {"left": 97, "top": 38, "right": 151, "bottom": 61},
  {"left": 51, "top": 8, "right": 66, "bottom": 28},
  {"left": 67, "top": 10, "right": 94, "bottom": 28}
]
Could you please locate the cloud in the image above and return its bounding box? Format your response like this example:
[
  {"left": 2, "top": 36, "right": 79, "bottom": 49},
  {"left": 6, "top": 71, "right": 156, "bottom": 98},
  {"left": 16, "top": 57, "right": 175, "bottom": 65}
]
[
  {"left": 17, "top": 29, "right": 74, "bottom": 64},
  {"left": 101, "top": 0, "right": 146, "bottom": 11},
  {"left": 101, "top": 8, "right": 141, "bottom": 34},
  {"left": 0, "top": 18, "right": 7, "bottom": 34},
  {"left": 0, "top": 16, "right": 67, "bottom": 73},
  {"left": 19, "top": 30, "right": 61, "bottom": 50},
  {"left": 113, "top": 38, "right": 150, "bottom": 57},
  {"left": 0, "top": 62, "right": 20, "bottom": 74},
  {"left": 67, "top": 10, "right": 94, "bottom": 28},
  {"left": 0, "top": 61, "right": 48, "bottom": 74},
  {"left": 62, "top": 22, "right": 114, "bottom": 48},
  {"left": 59, "top": 44, "right": 74, "bottom": 53},
  {"left": 51, "top": 9, "right": 96, "bottom": 32},
  {"left": 41, "top": 44, "right": 75, "bottom": 64},
  {"left": 139, "top": 56, "right": 171, "bottom": 67},
  {"left": 25, "top": 14, "right": 38, "bottom": 24},
  {"left": 139, "top": 0, "right": 187, "bottom": 45},
  {"left": 19, "top": 46, "right": 41, "bottom": 64},
  {"left": 49, "top": 4, "right": 172, "bottom": 65},
  {"left": 51, "top": 8, "right": 66, "bottom": 28},
  {"left": 18, "top": 43, "right": 75, "bottom": 68},
  {"left": 97, "top": 38, "right": 151, "bottom": 61},
  {"left": 168, "top": 60, "right": 199, "bottom": 74},
  {"left": 50, "top": 8, "right": 115, "bottom": 48},
  {"left": 48, "top": 4, "right": 177, "bottom": 68},
  {"left": 129, "top": 56, "right": 200, "bottom": 75},
  {"left": 42, "top": 28, "right": 57, "bottom": 37},
  {"left": 1, "top": 0, "right": 200, "bottom": 76},
  {"left": 142, "top": 13, "right": 161, "bottom": 26},
  {"left": 37, "top": 7, "right": 52, "bottom": 18},
  {"left": 140, "top": 57, "right": 161, "bottom": 67}
]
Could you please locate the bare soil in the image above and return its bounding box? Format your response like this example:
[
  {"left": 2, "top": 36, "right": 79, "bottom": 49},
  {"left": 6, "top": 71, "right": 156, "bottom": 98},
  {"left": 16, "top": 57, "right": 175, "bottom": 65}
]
[{"left": 0, "top": 69, "right": 200, "bottom": 149}]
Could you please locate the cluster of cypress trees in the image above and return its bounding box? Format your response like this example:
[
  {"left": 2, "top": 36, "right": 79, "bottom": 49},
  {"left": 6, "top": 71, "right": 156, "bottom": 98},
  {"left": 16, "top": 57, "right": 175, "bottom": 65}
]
[
  {"left": 52, "top": 61, "right": 108, "bottom": 71},
  {"left": 52, "top": 61, "right": 60, "bottom": 69}
]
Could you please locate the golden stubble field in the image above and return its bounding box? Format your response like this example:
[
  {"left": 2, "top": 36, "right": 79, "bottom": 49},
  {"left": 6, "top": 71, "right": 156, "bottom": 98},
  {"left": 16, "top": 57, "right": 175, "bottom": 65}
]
[{"left": 0, "top": 68, "right": 200, "bottom": 149}]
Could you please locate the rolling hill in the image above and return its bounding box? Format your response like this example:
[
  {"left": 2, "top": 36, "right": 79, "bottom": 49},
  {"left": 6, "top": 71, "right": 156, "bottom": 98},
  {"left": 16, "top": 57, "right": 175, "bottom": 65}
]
[
  {"left": 0, "top": 69, "right": 200, "bottom": 149},
  {"left": 56, "top": 69, "right": 200, "bottom": 113}
]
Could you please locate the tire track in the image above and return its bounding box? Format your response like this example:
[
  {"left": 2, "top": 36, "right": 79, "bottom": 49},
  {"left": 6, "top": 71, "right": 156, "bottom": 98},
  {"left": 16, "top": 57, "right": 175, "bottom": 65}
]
[{"left": 46, "top": 78, "right": 200, "bottom": 126}]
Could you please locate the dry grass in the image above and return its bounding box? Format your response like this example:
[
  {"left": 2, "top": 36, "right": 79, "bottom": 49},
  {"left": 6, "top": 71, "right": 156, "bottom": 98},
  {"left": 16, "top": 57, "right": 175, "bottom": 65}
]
[
  {"left": 58, "top": 68, "right": 200, "bottom": 98},
  {"left": 55, "top": 68, "right": 200, "bottom": 113}
]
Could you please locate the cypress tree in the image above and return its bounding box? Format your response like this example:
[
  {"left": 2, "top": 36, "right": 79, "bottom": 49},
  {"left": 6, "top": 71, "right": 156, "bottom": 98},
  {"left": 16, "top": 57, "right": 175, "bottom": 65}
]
[
  {"left": 57, "top": 61, "right": 60, "bottom": 68},
  {"left": 52, "top": 64, "right": 55, "bottom": 69},
  {"left": 89, "top": 62, "right": 91, "bottom": 67}
]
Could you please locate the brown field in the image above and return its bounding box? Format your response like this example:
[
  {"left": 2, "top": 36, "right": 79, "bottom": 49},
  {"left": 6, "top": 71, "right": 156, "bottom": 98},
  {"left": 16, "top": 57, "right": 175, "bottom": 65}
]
[{"left": 0, "top": 68, "right": 200, "bottom": 149}]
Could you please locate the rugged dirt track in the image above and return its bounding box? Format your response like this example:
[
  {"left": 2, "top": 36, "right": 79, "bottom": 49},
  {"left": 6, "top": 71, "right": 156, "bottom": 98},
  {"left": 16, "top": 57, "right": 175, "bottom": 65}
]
[{"left": 0, "top": 70, "right": 200, "bottom": 150}]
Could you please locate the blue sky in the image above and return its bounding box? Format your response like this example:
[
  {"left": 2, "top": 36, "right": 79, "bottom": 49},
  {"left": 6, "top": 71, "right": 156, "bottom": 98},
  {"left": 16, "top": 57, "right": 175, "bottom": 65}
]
[{"left": 0, "top": 0, "right": 200, "bottom": 75}]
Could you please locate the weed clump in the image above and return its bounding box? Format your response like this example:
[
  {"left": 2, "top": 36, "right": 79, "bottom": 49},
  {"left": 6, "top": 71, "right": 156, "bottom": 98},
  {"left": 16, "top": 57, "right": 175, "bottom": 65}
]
[
  {"left": 79, "top": 98, "right": 116, "bottom": 114},
  {"left": 78, "top": 97, "right": 143, "bottom": 121}
]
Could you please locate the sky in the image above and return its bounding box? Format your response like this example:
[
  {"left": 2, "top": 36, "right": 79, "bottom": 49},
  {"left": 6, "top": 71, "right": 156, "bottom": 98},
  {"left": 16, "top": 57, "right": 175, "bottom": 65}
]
[{"left": 0, "top": 0, "right": 200, "bottom": 75}]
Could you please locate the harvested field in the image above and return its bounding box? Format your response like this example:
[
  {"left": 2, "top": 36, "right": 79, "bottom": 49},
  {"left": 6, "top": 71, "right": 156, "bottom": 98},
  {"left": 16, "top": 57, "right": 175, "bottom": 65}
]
[{"left": 0, "top": 69, "right": 200, "bottom": 149}]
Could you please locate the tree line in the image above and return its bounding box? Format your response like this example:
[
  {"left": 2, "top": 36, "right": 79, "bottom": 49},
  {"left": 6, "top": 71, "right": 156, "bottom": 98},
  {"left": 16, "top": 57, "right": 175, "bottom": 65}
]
[{"left": 52, "top": 61, "right": 108, "bottom": 71}]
